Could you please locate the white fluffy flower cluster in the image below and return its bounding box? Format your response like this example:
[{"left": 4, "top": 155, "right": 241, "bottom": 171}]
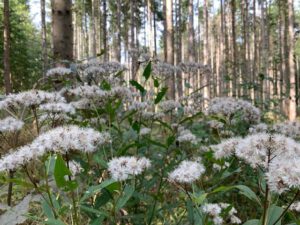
[
  {"left": 273, "top": 121, "right": 300, "bottom": 139},
  {"left": 39, "top": 103, "right": 75, "bottom": 114},
  {"left": 290, "top": 202, "right": 300, "bottom": 212},
  {"left": 177, "top": 129, "right": 198, "bottom": 144},
  {"left": 69, "top": 160, "right": 84, "bottom": 176},
  {"left": 249, "top": 123, "right": 268, "bottom": 134},
  {"left": 67, "top": 85, "right": 107, "bottom": 99},
  {"left": 46, "top": 67, "right": 72, "bottom": 78},
  {"left": 211, "top": 137, "right": 242, "bottom": 159},
  {"left": 159, "top": 100, "right": 181, "bottom": 112},
  {"left": 206, "top": 97, "right": 260, "bottom": 124},
  {"left": 0, "top": 125, "right": 110, "bottom": 171},
  {"left": 140, "top": 127, "right": 151, "bottom": 136},
  {"left": 235, "top": 133, "right": 300, "bottom": 168},
  {"left": 168, "top": 160, "right": 205, "bottom": 183},
  {"left": 108, "top": 156, "right": 151, "bottom": 181},
  {"left": 212, "top": 132, "right": 300, "bottom": 194},
  {"left": 0, "top": 117, "right": 24, "bottom": 132},
  {"left": 266, "top": 157, "right": 300, "bottom": 194},
  {"left": 0, "top": 90, "right": 65, "bottom": 109},
  {"left": 152, "top": 61, "right": 178, "bottom": 78},
  {"left": 66, "top": 85, "right": 133, "bottom": 104},
  {"left": 202, "top": 203, "right": 241, "bottom": 225},
  {"left": 34, "top": 125, "right": 111, "bottom": 153},
  {"left": 128, "top": 101, "right": 152, "bottom": 112},
  {"left": 207, "top": 120, "right": 224, "bottom": 129},
  {"left": 141, "top": 111, "right": 165, "bottom": 120}
]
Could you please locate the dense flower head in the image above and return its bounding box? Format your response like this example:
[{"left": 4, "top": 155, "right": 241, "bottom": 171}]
[
  {"left": 159, "top": 100, "right": 181, "bottom": 112},
  {"left": 0, "top": 117, "right": 24, "bottom": 132},
  {"left": 235, "top": 133, "right": 300, "bottom": 168},
  {"left": 211, "top": 137, "right": 242, "bottom": 159},
  {"left": 177, "top": 129, "right": 198, "bottom": 144},
  {"left": 266, "top": 157, "right": 300, "bottom": 194},
  {"left": 128, "top": 101, "right": 152, "bottom": 112},
  {"left": 152, "top": 61, "right": 178, "bottom": 78},
  {"left": 69, "top": 160, "right": 84, "bottom": 176},
  {"left": 0, "top": 145, "right": 44, "bottom": 172},
  {"left": 202, "top": 203, "right": 241, "bottom": 225},
  {"left": 168, "top": 160, "right": 205, "bottom": 183},
  {"left": 0, "top": 90, "right": 65, "bottom": 109},
  {"left": 108, "top": 156, "right": 151, "bottom": 181},
  {"left": 46, "top": 67, "right": 72, "bottom": 78},
  {"left": 290, "top": 202, "right": 300, "bottom": 212},
  {"left": 206, "top": 97, "right": 260, "bottom": 124},
  {"left": 39, "top": 102, "right": 75, "bottom": 114},
  {"left": 67, "top": 85, "right": 107, "bottom": 99},
  {"left": 0, "top": 125, "right": 110, "bottom": 172},
  {"left": 33, "top": 125, "right": 111, "bottom": 153},
  {"left": 273, "top": 121, "right": 300, "bottom": 139},
  {"left": 249, "top": 123, "right": 269, "bottom": 134},
  {"left": 140, "top": 127, "right": 151, "bottom": 136}
]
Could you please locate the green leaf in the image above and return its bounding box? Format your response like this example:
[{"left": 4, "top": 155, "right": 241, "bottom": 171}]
[
  {"left": 80, "top": 179, "right": 117, "bottom": 202},
  {"left": 42, "top": 199, "right": 54, "bottom": 219},
  {"left": 153, "top": 78, "right": 160, "bottom": 87},
  {"left": 116, "top": 185, "right": 135, "bottom": 211},
  {"left": 80, "top": 205, "right": 109, "bottom": 217},
  {"left": 143, "top": 61, "right": 152, "bottom": 81},
  {"left": 267, "top": 205, "right": 284, "bottom": 225},
  {"left": 44, "top": 218, "right": 66, "bottom": 225},
  {"left": 243, "top": 219, "right": 260, "bottom": 225},
  {"left": 154, "top": 87, "right": 168, "bottom": 104},
  {"left": 235, "top": 185, "right": 262, "bottom": 206},
  {"left": 53, "top": 154, "right": 78, "bottom": 191},
  {"left": 130, "top": 80, "right": 146, "bottom": 95}
]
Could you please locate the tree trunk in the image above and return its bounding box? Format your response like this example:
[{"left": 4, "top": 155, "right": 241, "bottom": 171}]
[
  {"left": 41, "top": 0, "right": 48, "bottom": 75},
  {"left": 288, "top": 0, "right": 296, "bottom": 120},
  {"left": 176, "top": 0, "right": 183, "bottom": 97},
  {"left": 231, "top": 0, "right": 237, "bottom": 97},
  {"left": 3, "top": 0, "right": 12, "bottom": 94},
  {"left": 51, "top": 0, "right": 73, "bottom": 64},
  {"left": 165, "top": 0, "right": 175, "bottom": 99},
  {"left": 102, "top": 0, "right": 108, "bottom": 61}
]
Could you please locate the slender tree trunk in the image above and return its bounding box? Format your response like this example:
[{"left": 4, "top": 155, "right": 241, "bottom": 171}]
[
  {"left": 231, "top": 0, "right": 237, "bottom": 97},
  {"left": 165, "top": 0, "right": 175, "bottom": 99},
  {"left": 51, "top": 0, "right": 73, "bottom": 64},
  {"left": 3, "top": 0, "right": 13, "bottom": 206},
  {"left": 90, "top": 0, "right": 97, "bottom": 57},
  {"left": 130, "top": 0, "right": 138, "bottom": 80},
  {"left": 176, "top": 0, "right": 183, "bottom": 97},
  {"left": 3, "top": 0, "right": 12, "bottom": 94},
  {"left": 288, "top": 0, "right": 296, "bottom": 120},
  {"left": 203, "top": 0, "right": 210, "bottom": 102},
  {"left": 188, "top": 0, "right": 195, "bottom": 62},
  {"left": 41, "top": 0, "right": 48, "bottom": 75},
  {"left": 102, "top": 0, "right": 108, "bottom": 61},
  {"left": 147, "top": 0, "right": 154, "bottom": 57}
]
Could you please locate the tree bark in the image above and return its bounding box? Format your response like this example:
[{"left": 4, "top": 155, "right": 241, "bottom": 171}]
[
  {"left": 51, "top": 0, "right": 73, "bottom": 64},
  {"left": 3, "top": 0, "right": 12, "bottom": 94},
  {"left": 165, "top": 0, "right": 175, "bottom": 99},
  {"left": 41, "top": 0, "right": 48, "bottom": 75},
  {"left": 288, "top": 0, "right": 296, "bottom": 120}
]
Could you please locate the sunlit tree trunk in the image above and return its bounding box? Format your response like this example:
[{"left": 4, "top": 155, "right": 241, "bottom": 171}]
[{"left": 231, "top": 0, "right": 237, "bottom": 97}]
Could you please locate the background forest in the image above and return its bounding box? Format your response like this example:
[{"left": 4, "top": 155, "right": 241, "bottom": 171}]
[{"left": 1, "top": 0, "right": 300, "bottom": 225}]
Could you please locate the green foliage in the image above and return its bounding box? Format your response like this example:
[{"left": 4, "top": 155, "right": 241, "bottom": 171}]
[{"left": 0, "top": 0, "right": 42, "bottom": 93}]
